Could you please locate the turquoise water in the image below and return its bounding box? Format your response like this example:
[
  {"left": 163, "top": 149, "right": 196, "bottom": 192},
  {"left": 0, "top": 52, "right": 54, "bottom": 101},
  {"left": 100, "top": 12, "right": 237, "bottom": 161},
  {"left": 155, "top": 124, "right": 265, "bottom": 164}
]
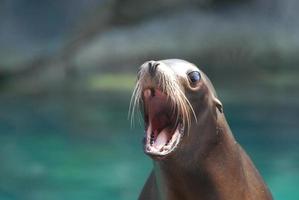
[{"left": 0, "top": 92, "right": 298, "bottom": 200}]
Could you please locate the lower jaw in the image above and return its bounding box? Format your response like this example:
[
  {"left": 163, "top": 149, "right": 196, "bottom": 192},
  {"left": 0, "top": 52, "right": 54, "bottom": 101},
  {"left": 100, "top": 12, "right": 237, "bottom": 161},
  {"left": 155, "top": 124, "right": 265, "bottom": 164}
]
[{"left": 143, "top": 123, "right": 184, "bottom": 159}]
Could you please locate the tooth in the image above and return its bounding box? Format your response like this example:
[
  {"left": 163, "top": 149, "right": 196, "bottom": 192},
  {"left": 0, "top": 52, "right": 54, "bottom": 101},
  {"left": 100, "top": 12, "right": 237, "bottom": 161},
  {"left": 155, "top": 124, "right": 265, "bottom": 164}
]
[
  {"left": 154, "top": 128, "right": 168, "bottom": 150},
  {"left": 144, "top": 89, "right": 151, "bottom": 98},
  {"left": 179, "top": 124, "right": 184, "bottom": 133}
]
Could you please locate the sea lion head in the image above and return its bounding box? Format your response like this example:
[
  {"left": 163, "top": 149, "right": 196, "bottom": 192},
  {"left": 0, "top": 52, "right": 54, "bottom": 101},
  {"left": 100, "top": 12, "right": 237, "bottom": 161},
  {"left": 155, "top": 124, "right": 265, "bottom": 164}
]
[{"left": 130, "top": 59, "right": 223, "bottom": 161}]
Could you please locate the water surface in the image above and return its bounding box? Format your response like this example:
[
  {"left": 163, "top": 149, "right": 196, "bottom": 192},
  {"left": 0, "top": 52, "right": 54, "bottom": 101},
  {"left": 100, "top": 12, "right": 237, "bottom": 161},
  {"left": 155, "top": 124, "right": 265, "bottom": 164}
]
[{"left": 0, "top": 91, "right": 298, "bottom": 200}]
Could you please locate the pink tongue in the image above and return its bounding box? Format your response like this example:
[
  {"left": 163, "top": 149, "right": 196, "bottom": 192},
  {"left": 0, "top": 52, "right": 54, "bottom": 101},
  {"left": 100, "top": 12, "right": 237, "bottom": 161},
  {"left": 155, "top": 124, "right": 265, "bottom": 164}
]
[{"left": 154, "top": 128, "right": 168, "bottom": 150}]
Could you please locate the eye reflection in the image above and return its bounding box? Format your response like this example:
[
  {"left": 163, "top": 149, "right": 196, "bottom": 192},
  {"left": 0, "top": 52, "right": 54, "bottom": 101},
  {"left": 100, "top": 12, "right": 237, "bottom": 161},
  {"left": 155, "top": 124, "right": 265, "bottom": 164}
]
[{"left": 188, "top": 71, "right": 201, "bottom": 83}]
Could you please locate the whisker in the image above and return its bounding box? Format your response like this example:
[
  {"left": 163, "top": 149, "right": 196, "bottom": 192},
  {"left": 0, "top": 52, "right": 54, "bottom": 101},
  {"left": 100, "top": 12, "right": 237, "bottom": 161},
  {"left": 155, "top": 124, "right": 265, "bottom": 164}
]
[
  {"left": 129, "top": 65, "right": 197, "bottom": 133},
  {"left": 129, "top": 80, "right": 142, "bottom": 127}
]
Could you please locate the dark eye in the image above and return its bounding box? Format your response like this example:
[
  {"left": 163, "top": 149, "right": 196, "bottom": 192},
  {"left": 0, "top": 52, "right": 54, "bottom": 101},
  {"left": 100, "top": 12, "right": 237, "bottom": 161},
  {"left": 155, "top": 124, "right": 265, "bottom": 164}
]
[{"left": 188, "top": 71, "right": 201, "bottom": 83}]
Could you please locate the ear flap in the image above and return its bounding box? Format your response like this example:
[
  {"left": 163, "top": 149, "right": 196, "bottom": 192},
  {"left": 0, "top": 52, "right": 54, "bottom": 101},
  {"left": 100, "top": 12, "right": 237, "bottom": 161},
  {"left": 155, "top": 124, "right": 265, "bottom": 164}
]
[{"left": 213, "top": 98, "right": 223, "bottom": 113}]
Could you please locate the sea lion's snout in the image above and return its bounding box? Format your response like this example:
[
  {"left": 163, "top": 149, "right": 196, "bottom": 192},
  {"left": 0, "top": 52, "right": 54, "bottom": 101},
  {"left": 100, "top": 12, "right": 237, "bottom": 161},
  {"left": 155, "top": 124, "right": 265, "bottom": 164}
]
[{"left": 141, "top": 60, "right": 170, "bottom": 84}]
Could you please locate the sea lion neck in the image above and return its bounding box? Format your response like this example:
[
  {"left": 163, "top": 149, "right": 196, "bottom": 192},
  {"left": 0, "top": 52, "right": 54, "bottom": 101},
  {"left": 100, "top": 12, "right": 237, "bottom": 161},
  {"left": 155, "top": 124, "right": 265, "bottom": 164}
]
[
  {"left": 154, "top": 99, "right": 236, "bottom": 165},
  {"left": 152, "top": 106, "right": 243, "bottom": 200}
]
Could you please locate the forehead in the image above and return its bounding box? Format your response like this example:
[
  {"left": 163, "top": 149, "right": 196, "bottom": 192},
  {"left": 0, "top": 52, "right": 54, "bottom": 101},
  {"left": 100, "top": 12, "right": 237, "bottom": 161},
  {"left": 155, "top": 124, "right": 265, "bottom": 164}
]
[{"left": 160, "top": 59, "right": 199, "bottom": 75}]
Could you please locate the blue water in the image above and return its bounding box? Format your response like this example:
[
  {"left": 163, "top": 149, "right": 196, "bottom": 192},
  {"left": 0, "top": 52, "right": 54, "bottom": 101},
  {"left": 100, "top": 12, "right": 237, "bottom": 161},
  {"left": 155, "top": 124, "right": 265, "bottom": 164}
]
[{"left": 0, "top": 92, "right": 298, "bottom": 200}]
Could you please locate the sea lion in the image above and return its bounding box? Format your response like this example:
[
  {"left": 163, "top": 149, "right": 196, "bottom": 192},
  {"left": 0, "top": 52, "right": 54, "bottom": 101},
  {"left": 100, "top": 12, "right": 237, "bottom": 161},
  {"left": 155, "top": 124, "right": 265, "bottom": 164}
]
[{"left": 130, "top": 59, "right": 273, "bottom": 200}]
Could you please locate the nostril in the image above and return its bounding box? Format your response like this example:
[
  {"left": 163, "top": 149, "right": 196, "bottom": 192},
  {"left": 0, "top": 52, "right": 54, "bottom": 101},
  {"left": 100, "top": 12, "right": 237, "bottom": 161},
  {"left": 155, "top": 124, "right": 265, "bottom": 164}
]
[
  {"left": 148, "top": 62, "right": 153, "bottom": 68},
  {"left": 148, "top": 61, "right": 159, "bottom": 77},
  {"left": 153, "top": 63, "right": 159, "bottom": 71}
]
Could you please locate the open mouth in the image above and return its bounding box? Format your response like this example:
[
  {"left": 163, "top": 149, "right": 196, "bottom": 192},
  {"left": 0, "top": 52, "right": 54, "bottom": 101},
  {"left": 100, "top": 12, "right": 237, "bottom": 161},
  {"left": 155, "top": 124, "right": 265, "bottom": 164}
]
[{"left": 142, "top": 88, "right": 184, "bottom": 158}]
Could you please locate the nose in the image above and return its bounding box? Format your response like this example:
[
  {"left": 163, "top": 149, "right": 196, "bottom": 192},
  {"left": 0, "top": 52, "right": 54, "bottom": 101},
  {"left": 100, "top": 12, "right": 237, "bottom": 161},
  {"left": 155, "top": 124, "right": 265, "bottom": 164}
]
[{"left": 148, "top": 61, "right": 160, "bottom": 77}]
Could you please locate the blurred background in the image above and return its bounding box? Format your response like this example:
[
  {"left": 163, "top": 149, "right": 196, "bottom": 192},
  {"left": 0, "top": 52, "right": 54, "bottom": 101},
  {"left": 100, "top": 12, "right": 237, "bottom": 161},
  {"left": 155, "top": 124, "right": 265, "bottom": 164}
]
[{"left": 0, "top": 0, "right": 298, "bottom": 199}]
